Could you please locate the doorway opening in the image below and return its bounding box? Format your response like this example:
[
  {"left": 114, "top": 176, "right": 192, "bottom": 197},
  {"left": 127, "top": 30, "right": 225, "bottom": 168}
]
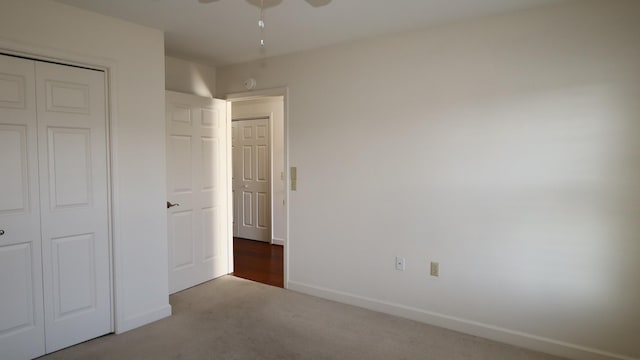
[
  {"left": 227, "top": 92, "right": 287, "bottom": 288},
  {"left": 232, "top": 237, "right": 284, "bottom": 287}
]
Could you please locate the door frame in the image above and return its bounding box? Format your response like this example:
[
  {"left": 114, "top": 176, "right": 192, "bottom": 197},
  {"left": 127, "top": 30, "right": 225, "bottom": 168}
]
[
  {"left": 0, "top": 41, "right": 119, "bottom": 331},
  {"left": 225, "top": 87, "right": 290, "bottom": 288}
]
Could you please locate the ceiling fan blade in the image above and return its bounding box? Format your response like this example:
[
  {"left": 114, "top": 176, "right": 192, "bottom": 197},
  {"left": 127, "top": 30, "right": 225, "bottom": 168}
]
[
  {"left": 201, "top": 0, "right": 331, "bottom": 7},
  {"left": 304, "top": 0, "right": 332, "bottom": 7}
]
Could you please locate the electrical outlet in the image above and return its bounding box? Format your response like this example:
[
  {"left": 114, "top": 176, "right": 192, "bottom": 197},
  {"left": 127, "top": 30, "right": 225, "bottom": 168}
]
[
  {"left": 430, "top": 261, "right": 439, "bottom": 277},
  {"left": 395, "top": 256, "right": 406, "bottom": 271}
]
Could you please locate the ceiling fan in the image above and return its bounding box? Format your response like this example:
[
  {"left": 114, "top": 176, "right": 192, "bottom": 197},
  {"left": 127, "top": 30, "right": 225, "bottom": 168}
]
[
  {"left": 199, "top": 0, "right": 333, "bottom": 50},
  {"left": 198, "top": 0, "right": 332, "bottom": 8}
]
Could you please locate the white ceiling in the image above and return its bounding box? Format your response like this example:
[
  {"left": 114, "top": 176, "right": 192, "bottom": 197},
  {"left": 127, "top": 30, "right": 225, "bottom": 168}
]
[{"left": 55, "top": 0, "right": 568, "bottom": 66}]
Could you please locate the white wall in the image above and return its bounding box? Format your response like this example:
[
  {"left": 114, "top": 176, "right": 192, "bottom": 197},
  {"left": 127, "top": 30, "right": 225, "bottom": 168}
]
[
  {"left": 165, "top": 55, "right": 216, "bottom": 97},
  {"left": 232, "top": 97, "right": 286, "bottom": 244},
  {"left": 0, "top": 0, "right": 170, "bottom": 333},
  {"left": 217, "top": 1, "right": 640, "bottom": 359}
]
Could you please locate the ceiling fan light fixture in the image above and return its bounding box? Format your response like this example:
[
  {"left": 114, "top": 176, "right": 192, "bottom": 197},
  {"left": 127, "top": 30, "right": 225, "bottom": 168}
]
[
  {"left": 203, "top": 0, "right": 333, "bottom": 52},
  {"left": 304, "top": 0, "right": 332, "bottom": 7}
]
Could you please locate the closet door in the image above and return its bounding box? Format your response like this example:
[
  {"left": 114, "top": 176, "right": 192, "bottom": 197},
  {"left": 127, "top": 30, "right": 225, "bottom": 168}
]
[
  {"left": 35, "top": 61, "right": 112, "bottom": 352},
  {"left": 0, "top": 55, "right": 46, "bottom": 359}
]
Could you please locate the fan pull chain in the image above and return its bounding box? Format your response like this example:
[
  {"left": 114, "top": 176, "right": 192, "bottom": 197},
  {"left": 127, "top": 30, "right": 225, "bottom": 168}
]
[{"left": 258, "top": 0, "right": 265, "bottom": 47}]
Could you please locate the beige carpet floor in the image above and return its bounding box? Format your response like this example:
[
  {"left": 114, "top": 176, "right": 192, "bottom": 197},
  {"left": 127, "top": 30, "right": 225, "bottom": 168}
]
[{"left": 39, "top": 276, "right": 568, "bottom": 360}]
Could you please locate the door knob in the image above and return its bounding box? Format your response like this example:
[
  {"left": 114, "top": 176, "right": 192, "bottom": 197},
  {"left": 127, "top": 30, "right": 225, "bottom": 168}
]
[
  {"left": 0, "top": 230, "right": 4, "bottom": 236},
  {"left": 167, "top": 201, "right": 180, "bottom": 209}
]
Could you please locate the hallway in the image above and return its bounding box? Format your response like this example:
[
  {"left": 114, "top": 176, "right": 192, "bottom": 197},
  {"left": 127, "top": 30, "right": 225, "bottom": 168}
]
[{"left": 232, "top": 237, "right": 283, "bottom": 288}]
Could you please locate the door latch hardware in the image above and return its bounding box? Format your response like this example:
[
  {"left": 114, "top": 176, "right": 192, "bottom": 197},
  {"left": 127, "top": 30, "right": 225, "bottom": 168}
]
[{"left": 167, "top": 201, "right": 180, "bottom": 209}]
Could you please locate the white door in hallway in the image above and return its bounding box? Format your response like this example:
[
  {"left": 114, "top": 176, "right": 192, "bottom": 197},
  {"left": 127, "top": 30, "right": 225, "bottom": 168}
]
[
  {"left": 0, "top": 54, "right": 112, "bottom": 358},
  {"left": 166, "top": 91, "right": 230, "bottom": 294},
  {"left": 232, "top": 118, "right": 270, "bottom": 242},
  {"left": 0, "top": 54, "right": 45, "bottom": 360}
]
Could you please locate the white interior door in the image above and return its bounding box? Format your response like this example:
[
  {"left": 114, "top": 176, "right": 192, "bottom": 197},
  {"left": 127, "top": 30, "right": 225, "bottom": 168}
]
[
  {"left": 36, "top": 61, "right": 112, "bottom": 353},
  {"left": 166, "top": 91, "right": 229, "bottom": 294},
  {"left": 232, "top": 118, "right": 271, "bottom": 242},
  {"left": 0, "top": 54, "right": 46, "bottom": 360}
]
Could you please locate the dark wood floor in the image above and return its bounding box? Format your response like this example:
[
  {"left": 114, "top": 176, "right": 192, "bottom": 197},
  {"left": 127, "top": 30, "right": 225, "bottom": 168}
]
[{"left": 232, "top": 237, "right": 284, "bottom": 288}]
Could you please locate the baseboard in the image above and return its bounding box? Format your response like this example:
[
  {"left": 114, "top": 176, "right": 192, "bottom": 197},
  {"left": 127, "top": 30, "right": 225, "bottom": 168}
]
[
  {"left": 116, "top": 304, "right": 172, "bottom": 334},
  {"left": 288, "top": 281, "right": 637, "bottom": 360},
  {"left": 272, "top": 237, "right": 285, "bottom": 246}
]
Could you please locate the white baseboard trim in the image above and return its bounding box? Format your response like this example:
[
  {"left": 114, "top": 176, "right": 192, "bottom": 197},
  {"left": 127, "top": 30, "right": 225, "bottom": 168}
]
[
  {"left": 272, "top": 237, "right": 285, "bottom": 246},
  {"left": 116, "top": 304, "right": 172, "bottom": 334},
  {"left": 288, "top": 281, "right": 637, "bottom": 360}
]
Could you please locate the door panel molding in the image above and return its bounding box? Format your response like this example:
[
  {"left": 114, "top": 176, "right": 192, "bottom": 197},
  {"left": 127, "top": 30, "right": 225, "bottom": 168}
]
[{"left": 0, "top": 124, "right": 29, "bottom": 214}]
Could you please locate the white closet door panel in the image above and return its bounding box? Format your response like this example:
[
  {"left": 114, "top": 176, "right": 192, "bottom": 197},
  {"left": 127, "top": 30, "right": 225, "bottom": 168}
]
[
  {"left": 35, "top": 61, "right": 111, "bottom": 353},
  {"left": 0, "top": 124, "right": 29, "bottom": 213},
  {"left": 0, "top": 71, "right": 26, "bottom": 109},
  {"left": 0, "top": 244, "right": 34, "bottom": 330},
  {"left": 48, "top": 127, "right": 93, "bottom": 208},
  {"left": 0, "top": 243, "right": 42, "bottom": 359},
  {"left": 51, "top": 234, "right": 97, "bottom": 318},
  {"left": 0, "top": 54, "right": 45, "bottom": 360},
  {"left": 167, "top": 91, "right": 229, "bottom": 294}
]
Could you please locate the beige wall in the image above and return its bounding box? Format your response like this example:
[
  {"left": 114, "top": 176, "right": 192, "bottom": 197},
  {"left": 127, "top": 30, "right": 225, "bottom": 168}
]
[
  {"left": 217, "top": 1, "right": 640, "bottom": 359},
  {"left": 232, "top": 97, "right": 286, "bottom": 244},
  {"left": 165, "top": 56, "right": 216, "bottom": 97},
  {"left": 0, "top": 0, "right": 170, "bottom": 333}
]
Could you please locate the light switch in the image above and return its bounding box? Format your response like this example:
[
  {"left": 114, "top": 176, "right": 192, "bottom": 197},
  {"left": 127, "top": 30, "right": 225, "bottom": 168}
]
[
  {"left": 290, "top": 167, "right": 297, "bottom": 191},
  {"left": 430, "top": 262, "right": 439, "bottom": 277}
]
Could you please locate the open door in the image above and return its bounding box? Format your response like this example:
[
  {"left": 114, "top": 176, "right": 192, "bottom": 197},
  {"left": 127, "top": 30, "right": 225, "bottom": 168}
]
[{"left": 166, "top": 91, "right": 230, "bottom": 294}]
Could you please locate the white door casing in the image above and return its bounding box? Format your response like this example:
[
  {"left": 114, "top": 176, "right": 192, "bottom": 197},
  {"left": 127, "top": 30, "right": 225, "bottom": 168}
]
[
  {"left": 166, "top": 91, "right": 229, "bottom": 294},
  {"left": 36, "top": 61, "right": 112, "bottom": 353},
  {"left": 0, "top": 54, "right": 112, "bottom": 358},
  {"left": 232, "top": 118, "right": 271, "bottom": 242},
  {"left": 0, "top": 54, "right": 46, "bottom": 360}
]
